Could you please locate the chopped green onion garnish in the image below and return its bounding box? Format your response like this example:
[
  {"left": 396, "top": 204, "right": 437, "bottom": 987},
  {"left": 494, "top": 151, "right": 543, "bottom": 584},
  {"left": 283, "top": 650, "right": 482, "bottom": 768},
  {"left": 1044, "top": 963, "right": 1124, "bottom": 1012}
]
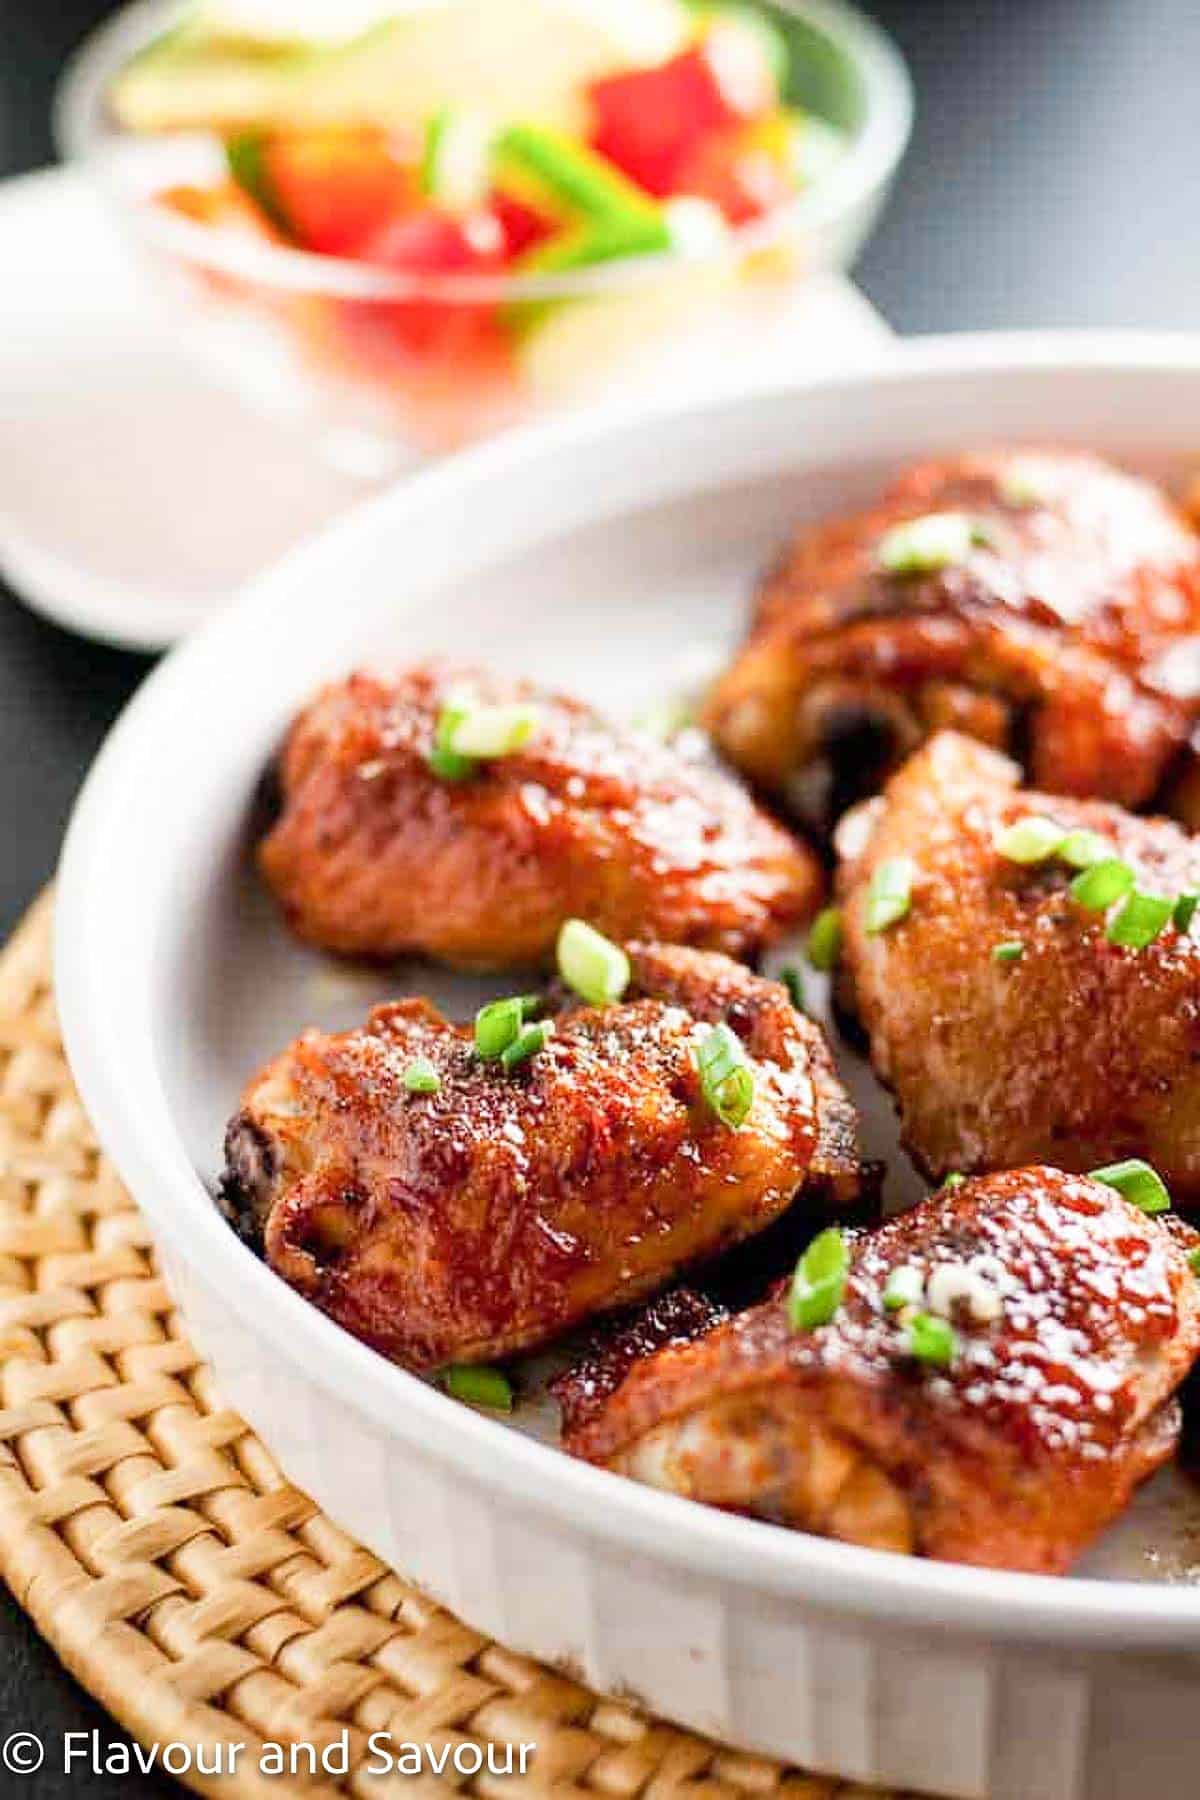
[
  {"left": 903, "top": 1311, "right": 958, "bottom": 1367},
  {"left": 444, "top": 1365, "right": 513, "bottom": 1411},
  {"left": 428, "top": 693, "right": 477, "bottom": 781},
  {"left": 447, "top": 701, "right": 540, "bottom": 759},
  {"left": 1174, "top": 893, "right": 1199, "bottom": 934},
  {"left": 474, "top": 994, "right": 539, "bottom": 1061},
  {"left": 781, "top": 964, "right": 805, "bottom": 1010},
  {"left": 1069, "top": 857, "right": 1134, "bottom": 911},
  {"left": 1106, "top": 888, "right": 1174, "bottom": 950},
  {"left": 993, "top": 815, "right": 1064, "bottom": 865},
  {"left": 500, "top": 1020, "right": 553, "bottom": 1071},
  {"left": 1188, "top": 1247, "right": 1200, "bottom": 1276},
  {"left": 999, "top": 462, "right": 1047, "bottom": 508},
  {"left": 942, "top": 1172, "right": 966, "bottom": 1189},
  {"left": 806, "top": 906, "right": 843, "bottom": 971},
  {"left": 788, "top": 1227, "right": 849, "bottom": 1330},
  {"left": 992, "top": 940, "right": 1024, "bottom": 964},
  {"left": 882, "top": 1264, "right": 923, "bottom": 1311},
  {"left": 556, "top": 919, "right": 630, "bottom": 1007},
  {"left": 877, "top": 512, "right": 979, "bottom": 575},
  {"left": 1059, "top": 829, "right": 1113, "bottom": 870},
  {"left": 403, "top": 1057, "right": 441, "bottom": 1095},
  {"left": 694, "top": 1022, "right": 755, "bottom": 1129},
  {"left": 1089, "top": 1158, "right": 1171, "bottom": 1215},
  {"left": 864, "top": 857, "right": 915, "bottom": 934}
]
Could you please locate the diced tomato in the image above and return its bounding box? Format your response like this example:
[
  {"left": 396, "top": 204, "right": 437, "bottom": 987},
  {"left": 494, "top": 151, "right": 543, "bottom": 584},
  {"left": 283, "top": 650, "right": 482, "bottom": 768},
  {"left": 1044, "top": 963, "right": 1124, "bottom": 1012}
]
[
  {"left": 587, "top": 33, "right": 776, "bottom": 199},
  {"left": 358, "top": 206, "right": 507, "bottom": 355},
  {"left": 265, "top": 130, "right": 416, "bottom": 257},
  {"left": 672, "top": 124, "right": 794, "bottom": 226},
  {"left": 490, "top": 191, "right": 556, "bottom": 260}
]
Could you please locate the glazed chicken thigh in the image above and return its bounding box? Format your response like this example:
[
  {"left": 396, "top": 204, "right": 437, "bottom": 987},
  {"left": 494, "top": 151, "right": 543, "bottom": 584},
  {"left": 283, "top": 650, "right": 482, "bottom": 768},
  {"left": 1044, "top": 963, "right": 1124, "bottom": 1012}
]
[
  {"left": 838, "top": 730, "right": 1200, "bottom": 1197},
  {"left": 222, "top": 943, "right": 864, "bottom": 1370},
  {"left": 259, "top": 664, "right": 820, "bottom": 966},
  {"left": 705, "top": 449, "right": 1200, "bottom": 834},
  {"left": 563, "top": 1168, "right": 1200, "bottom": 1573}
]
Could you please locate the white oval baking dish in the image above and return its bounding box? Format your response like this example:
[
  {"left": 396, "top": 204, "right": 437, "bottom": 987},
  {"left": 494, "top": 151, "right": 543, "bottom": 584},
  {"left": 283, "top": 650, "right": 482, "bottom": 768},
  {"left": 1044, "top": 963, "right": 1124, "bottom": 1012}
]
[{"left": 56, "top": 337, "right": 1200, "bottom": 1800}]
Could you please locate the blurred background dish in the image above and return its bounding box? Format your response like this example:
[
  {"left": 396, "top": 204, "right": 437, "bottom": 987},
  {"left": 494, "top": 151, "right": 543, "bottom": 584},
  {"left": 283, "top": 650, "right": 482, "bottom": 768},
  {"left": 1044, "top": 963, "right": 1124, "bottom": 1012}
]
[{"left": 55, "top": 0, "right": 911, "bottom": 475}]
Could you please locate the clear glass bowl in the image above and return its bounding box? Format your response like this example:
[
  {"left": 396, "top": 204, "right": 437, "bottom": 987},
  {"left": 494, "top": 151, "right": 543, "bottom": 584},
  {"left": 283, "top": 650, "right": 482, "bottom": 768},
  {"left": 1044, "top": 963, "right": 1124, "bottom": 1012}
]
[{"left": 56, "top": 0, "right": 911, "bottom": 475}]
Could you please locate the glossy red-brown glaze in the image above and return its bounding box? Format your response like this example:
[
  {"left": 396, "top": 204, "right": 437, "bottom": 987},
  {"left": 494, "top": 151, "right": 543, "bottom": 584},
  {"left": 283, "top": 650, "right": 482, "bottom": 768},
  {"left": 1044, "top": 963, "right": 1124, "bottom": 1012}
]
[
  {"left": 705, "top": 449, "right": 1200, "bottom": 825},
  {"left": 259, "top": 664, "right": 821, "bottom": 966},
  {"left": 838, "top": 730, "right": 1200, "bottom": 1196},
  {"left": 223, "top": 943, "right": 864, "bottom": 1370},
  {"left": 553, "top": 1287, "right": 728, "bottom": 1439},
  {"left": 567, "top": 1168, "right": 1200, "bottom": 1572}
]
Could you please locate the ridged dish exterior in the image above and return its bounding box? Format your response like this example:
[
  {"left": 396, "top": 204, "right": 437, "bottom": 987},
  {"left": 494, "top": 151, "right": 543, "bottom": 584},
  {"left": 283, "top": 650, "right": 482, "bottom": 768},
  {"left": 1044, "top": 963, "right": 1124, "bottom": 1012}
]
[{"left": 155, "top": 1233, "right": 1200, "bottom": 1800}]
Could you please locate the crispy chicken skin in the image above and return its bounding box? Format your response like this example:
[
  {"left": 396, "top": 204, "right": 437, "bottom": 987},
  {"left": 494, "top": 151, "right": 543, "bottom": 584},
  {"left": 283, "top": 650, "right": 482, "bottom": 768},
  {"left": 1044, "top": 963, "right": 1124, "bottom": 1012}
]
[
  {"left": 704, "top": 449, "right": 1200, "bottom": 833},
  {"left": 258, "top": 664, "right": 820, "bottom": 967},
  {"left": 564, "top": 1169, "right": 1200, "bottom": 1573},
  {"left": 839, "top": 730, "right": 1200, "bottom": 1196},
  {"left": 221, "top": 944, "right": 865, "bottom": 1370}
]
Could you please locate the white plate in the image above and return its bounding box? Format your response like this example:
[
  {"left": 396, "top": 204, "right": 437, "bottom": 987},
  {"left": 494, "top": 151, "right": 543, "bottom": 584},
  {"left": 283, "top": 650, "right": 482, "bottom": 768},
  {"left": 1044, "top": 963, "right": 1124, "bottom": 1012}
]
[
  {"left": 0, "top": 167, "right": 376, "bottom": 651},
  {"left": 0, "top": 166, "right": 888, "bottom": 651},
  {"left": 56, "top": 337, "right": 1200, "bottom": 1800}
]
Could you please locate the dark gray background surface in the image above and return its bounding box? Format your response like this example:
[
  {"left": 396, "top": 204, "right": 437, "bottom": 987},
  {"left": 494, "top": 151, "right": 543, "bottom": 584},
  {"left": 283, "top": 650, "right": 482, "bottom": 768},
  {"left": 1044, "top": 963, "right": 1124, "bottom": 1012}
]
[{"left": 0, "top": 0, "right": 1197, "bottom": 1789}]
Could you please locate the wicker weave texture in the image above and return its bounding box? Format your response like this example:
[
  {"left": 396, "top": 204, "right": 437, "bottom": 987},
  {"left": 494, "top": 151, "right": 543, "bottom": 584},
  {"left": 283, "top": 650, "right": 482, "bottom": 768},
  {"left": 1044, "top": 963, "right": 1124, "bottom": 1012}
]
[{"left": 0, "top": 894, "right": 910, "bottom": 1799}]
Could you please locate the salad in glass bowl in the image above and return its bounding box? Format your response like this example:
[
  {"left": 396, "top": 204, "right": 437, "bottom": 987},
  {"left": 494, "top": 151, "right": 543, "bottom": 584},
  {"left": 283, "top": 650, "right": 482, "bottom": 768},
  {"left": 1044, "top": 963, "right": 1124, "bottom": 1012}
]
[{"left": 59, "top": 0, "right": 910, "bottom": 468}]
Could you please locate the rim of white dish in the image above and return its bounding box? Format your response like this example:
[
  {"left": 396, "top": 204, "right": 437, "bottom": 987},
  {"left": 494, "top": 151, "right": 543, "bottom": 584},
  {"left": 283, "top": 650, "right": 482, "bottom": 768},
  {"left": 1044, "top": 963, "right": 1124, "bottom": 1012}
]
[
  {"left": 55, "top": 332, "right": 1200, "bottom": 1651},
  {"left": 54, "top": 0, "right": 913, "bottom": 303}
]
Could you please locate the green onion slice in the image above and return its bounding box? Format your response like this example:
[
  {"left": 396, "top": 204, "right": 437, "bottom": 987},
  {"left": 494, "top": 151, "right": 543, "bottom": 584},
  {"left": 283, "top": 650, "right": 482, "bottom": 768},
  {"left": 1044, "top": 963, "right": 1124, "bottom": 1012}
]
[
  {"left": 904, "top": 1311, "right": 958, "bottom": 1367},
  {"left": 447, "top": 701, "right": 540, "bottom": 759},
  {"left": 806, "top": 906, "right": 842, "bottom": 971},
  {"left": 877, "top": 511, "right": 979, "bottom": 575},
  {"left": 1069, "top": 857, "right": 1134, "bottom": 911},
  {"left": 993, "top": 815, "right": 1064, "bottom": 865},
  {"left": 1174, "top": 893, "right": 1199, "bottom": 935},
  {"left": 992, "top": 940, "right": 1024, "bottom": 964},
  {"left": 474, "top": 994, "right": 539, "bottom": 1060},
  {"left": 942, "top": 1172, "right": 966, "bottom": 1189},
  {"left": 694, "top": 1022, "right": 755, "bottom": 1129},
  {"left": 444, "top": 1365, "right": 513, "bottom": 1411},
  {"left": 1089, "top": 1158, "right": 1171, "bottom": 1215},
  {"left": 780, "top": 964, "right": 805, "bottom": 1010},
  {"left": 1106, "top": 888, "right": 1174, "bottom": 950},
  {"left": 556, "top": 919, "right": 630, "bottom": 1007},
  {"left": 882, "top": 1264, "right": 923, "bottom": 1311},
  {"left": 1188, "top": 1247, "right": 1200, "bottom": 1276},
  {"left": 864, "top": 857, "right": 915, "bottom": 934},
  {"left": 428, "top": 692, "right": 478, "bottom": 782},
  {"left": 788, "top": 1227, "right": 850, "bottom": 1330},
  {"left": 500, "top": 1020, "right": 553, "bottom": 1071},
  {"left": 403, "top": 1057, "right": 441, "bottom": 1095},
  {"left": 1059, "top": 829, "right": 1113, "bottom": 870}
]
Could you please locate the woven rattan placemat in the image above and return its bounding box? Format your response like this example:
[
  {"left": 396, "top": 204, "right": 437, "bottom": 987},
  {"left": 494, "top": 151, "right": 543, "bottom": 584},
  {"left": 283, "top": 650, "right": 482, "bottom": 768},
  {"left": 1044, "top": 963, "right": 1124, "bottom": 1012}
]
[{"left": 0, "top": 893, "right": 909, "bottom": 1799}]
